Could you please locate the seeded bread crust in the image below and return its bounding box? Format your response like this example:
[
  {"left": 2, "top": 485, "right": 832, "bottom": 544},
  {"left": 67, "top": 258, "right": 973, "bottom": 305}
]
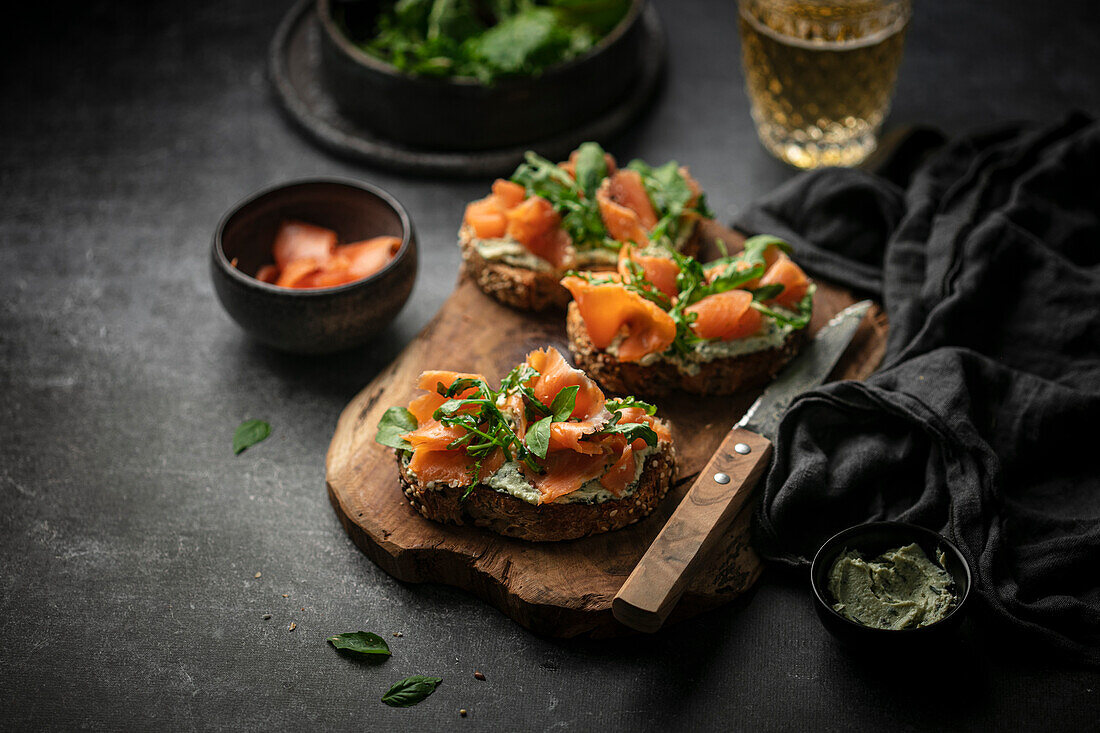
[
  {"left": 396, "top": 441, "right": 676, "bottom": 542},
  {"left": 458, "top": 223, "right": 701, "bottom": 312},
  {"left": 567, "top": 301, "right": 808, "bottom": 396}
]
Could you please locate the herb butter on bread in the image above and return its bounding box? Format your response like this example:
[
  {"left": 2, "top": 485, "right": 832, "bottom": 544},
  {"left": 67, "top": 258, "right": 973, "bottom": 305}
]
[
  {"left": 375, "top": 347, "right": 675, "bottom": 541},
  {"left": 563, "top": 236, "right": 814, "bottom": 396},
  {"left": 459, "top": 142, "right": 710, "bottom": 311}
]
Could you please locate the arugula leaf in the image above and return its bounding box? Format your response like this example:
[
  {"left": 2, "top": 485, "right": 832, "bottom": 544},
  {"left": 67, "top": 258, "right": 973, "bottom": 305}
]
[
  {"left": 473, "top": 7, "right": 575, "bottom": 75},
  {"left": 427, "top": 0, "right": 484, "bottom": 42},
  {"left": 742, "top": 234, "right": 792, "bottom": 255},
  {"left": 598, "top": 420, "right": 658, "bottom": 447},
  {"left": 327, "top": 632, "right": 392, "bottom": 659},
  {"left": 511, "top": 150, "right": 608, "bottom": 248},
  {"left": 376, "top": 407, "right": 418, "bottom": 450},
  {"left": 751, "top": 283, "right": 785, "bottom": 301},
  {"left": 524, "top": 416, "right": 552, "bottom": 459},
  {"left": 572, "top": 141, "right": 608, "bottom": 200},
  {"left": 549, "top": 385, "right": 579, "bottom": 421},
  {"left": 351, "top": 0, "right": 627, "bottom": 82},
  {"left": 605, "top": 396, "right": 656, "bottom": 415},
  {"left": 381, "top": 675, "right": 443, "bottom": 707},
  {"left": 233, "top": 419, "right": 271, "bottom": 455}
]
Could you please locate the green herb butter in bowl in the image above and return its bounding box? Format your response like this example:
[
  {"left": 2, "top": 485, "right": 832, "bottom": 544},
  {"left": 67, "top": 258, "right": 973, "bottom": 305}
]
[{"left": 810, "top": 522, "right": 972, "bottom": 649}]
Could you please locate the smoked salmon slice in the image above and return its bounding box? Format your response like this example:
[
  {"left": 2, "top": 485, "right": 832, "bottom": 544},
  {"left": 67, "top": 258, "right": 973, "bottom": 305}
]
[
  {"left": 597, "top": 435, "right": 634, "bottom": 496},
  {"left": 685, "top": 289, "right": 763, "bottom": 341},
  {"left": 338, "top": 236, "right": 402, "bottom": 278},
  {"left": 408, "top": 447, "right": 504, "bottom": 487},
  {"left": 525, "top": 347, "right": 606, "bottom": 422},
  {"left": 562, "top": 277, "right": 677, "bottom": 362},
  {"left": 597, "top": 174, "right": 652, "bottom": 246},
  {"left": 505, "top": 196, "right": 571, "bottom": 268},
  {"left": 618, "top": 245, "right": 680, "bottom": 299},
  {"left": 273, "top": 220, "right": 337, "bottom": 270},
  {"left": 759, "top": 253, "right": 810, "bottom": 308},
  {"left": 523, "top": 449, "right": 610, "bottom": 505},
  {"left": 464, "top": 196, "right": 508, "bottom": 239}
]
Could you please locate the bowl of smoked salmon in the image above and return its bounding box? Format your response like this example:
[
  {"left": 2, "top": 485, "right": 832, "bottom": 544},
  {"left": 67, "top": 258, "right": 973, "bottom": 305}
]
[{"left": 211, "top": 178, "right": 417, "bottom": 354}]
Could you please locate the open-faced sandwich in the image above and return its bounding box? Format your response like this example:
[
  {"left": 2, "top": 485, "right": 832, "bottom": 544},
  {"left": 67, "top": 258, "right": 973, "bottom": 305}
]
[
  {"left": 460, "top": 142, "right": 711, "bottom": 311},
  {"left": 563, "top": 236, "right": 815, "bottom": 396},
  {"left": 375, "top": 347, "right": 675, "bottom": 541}
]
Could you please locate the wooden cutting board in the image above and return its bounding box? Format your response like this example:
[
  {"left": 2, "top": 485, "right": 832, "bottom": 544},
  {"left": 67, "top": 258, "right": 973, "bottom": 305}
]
[{"left": 325, "top": 221, "right": 887, "bottom": 637}]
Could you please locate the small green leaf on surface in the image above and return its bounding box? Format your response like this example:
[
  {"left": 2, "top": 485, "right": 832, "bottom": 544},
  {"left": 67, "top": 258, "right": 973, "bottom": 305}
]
[
  {"left": 327, "top": 632, "right": 392, "bottom": 659},
  {"left": 233, "top": 419, "right": 270, "bottom": 455},
  {"left": 376, "top": 407, "right": 418, "bottom": 450},
  {"left": 381, "top": 675, "right": 443, "bottom": 707}
]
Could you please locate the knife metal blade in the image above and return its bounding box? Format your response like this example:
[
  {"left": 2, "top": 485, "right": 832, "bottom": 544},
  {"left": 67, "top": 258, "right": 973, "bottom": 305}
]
[{"left": 736, "top": 299, "right": 872, "bottom": 441}]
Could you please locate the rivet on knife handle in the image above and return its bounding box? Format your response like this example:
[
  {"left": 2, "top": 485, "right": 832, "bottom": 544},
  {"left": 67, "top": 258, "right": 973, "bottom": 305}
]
[{"left": 612, "top": 428, "right": 773, "bottom": 633}]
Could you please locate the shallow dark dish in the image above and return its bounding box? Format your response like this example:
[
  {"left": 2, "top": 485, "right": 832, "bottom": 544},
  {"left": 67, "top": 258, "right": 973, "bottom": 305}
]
[
  {"left": 268, "top": 0, "right": 665, "bottom": 176},
  {"left": 810, "top": 521, "right": 972, "bottom": 650},
  {"left": 211, "top": 178, "right": 417, "bottom": 354},
  {"left": 316, "top": 0, "right": 647, "bottom": 151}
]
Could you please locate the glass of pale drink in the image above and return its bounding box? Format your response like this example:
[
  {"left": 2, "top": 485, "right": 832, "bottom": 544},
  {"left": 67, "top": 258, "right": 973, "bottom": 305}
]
[{"left": 739, "top": 0, "right": 910, "bottom": 168}]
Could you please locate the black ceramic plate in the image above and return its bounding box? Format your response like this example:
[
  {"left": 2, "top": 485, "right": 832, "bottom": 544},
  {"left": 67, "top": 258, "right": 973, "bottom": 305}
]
[{"left": 268, "top": 0, "right": 667, "bottom": 177}]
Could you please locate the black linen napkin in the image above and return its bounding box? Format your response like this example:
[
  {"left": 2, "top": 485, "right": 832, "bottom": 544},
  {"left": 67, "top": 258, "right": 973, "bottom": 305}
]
[{"left": 737, "top": 113, "right": 1100, "bottom": 664}]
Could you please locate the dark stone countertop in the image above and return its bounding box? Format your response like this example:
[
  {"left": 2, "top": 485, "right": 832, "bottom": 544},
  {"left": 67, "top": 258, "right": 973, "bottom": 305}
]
[{"left": 2, "top": 0, "right": 1098, "bottom": 729}]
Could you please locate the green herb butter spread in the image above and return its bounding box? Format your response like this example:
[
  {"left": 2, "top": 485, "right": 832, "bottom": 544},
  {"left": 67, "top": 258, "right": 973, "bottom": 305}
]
[
  {"left": 474, "top": 237, "right": 555, "bottom": 272},
  {"left": 487, "top": 445, "right": 655, "bottom": 505},
  {"left": 828, "top": 543, "right": 956, "bottom": 629}
]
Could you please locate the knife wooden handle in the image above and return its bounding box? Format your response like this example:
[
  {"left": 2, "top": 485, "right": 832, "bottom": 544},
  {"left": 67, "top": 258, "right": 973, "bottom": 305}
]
[{"left": 612, "top": 428, "right": 773, "bottom": 633}]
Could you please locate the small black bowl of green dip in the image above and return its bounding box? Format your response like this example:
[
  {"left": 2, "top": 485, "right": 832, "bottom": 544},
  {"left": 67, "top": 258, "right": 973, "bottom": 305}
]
[{"left": 810, "top": 522, "right": 972, "bottom": 649}]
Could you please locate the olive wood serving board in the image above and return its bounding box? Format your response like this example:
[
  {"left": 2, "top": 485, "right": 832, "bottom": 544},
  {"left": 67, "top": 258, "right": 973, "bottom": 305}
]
[{"left": 325, "top": 221, "right": 888, "bottom": 637}]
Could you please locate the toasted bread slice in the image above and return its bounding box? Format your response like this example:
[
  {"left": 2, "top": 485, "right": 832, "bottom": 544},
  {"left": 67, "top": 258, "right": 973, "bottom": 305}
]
[
  {"left": 396, "top": 441, "right": 676, "bottom": 542},
  {"left": 459, "top": 223, "right": 701, "bottom": 312},
  {"left": 566, "top": 301, "right": 807, "bottom": 396}
]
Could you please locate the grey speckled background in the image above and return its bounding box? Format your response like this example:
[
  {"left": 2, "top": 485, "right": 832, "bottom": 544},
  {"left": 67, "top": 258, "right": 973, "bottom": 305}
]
[{"left": 2, "top": 0, "right": 1099, "bottom": 729}]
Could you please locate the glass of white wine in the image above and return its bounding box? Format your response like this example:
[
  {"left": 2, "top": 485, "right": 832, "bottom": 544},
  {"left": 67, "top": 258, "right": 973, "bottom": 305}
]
[{"left": 739, "top": 0, "right": 911, "bottom": 169}]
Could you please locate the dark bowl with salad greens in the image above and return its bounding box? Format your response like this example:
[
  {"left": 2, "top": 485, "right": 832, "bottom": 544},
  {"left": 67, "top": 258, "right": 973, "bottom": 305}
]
[{"left": 317, "top": 0, "right": 647, "bottom": 150}]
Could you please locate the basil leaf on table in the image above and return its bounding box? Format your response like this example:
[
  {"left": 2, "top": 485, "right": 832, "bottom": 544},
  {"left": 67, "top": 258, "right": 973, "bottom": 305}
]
[
  {"left": 327, "top": 631, "right": 391, "bottom": 659},
  {"left": 233, "top": 419, "right": 270, "bottom": 455},
  {"left": 375, "top": 407, "right": 418, "bottom": 450},
  {"left": 381, "top": 675, "right": 443, "bottom": 707}
]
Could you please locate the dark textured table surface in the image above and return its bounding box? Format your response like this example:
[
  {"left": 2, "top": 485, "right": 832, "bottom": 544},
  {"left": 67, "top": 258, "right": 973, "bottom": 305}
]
[{"left": 3, "top": 1, "right": 1099, "bottom": 729}]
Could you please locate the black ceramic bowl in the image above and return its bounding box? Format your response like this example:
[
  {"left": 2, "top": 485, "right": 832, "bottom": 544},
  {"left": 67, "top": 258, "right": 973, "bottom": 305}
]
[
  {"left": 211, "top": 178, "right": 417, "bottom": 354},
  {"left": 316, "top": 0, "right": 647, "bottom": 151},
  {"left": 810, "top": 521, "right": 972, "bottom": 650}
]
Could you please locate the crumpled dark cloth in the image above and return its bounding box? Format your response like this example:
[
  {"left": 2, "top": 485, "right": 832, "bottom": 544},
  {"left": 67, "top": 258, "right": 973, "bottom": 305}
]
[{"left": 737, "top": 113, "right": 1100, "bottom": 664}]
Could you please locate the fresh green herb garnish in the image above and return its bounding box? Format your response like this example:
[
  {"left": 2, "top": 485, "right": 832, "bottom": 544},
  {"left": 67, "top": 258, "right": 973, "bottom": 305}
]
[
  {"left": 509, "top": 142, "right": 712, "bottom": 254},
  {"left": 582, "top": 235, "right": 814, "bottom": 356},
  {"left": 523, "top": 384, "right": 579, "bottom": 459},
  {"left": 233, "top": 419, "right": 271, "bottom": 455},
  {"left": 375, "top": 407, "right": 418, "bottom": 450},
  {"left": 381, "top": 675, "right": 443, "bottom": 707},
  {"left": 511, "top": 149, "right": 610, "bottom": 249},
  {"left": 327, "top": 632, "right": 392, "bottom": 659},
  {"left": 625, "top": 158, "right": 714, "bottom": 244},
  {"left": 605, "top": 396, "right": 657, "bottom": 415},
  {"left": 342, "top": 0, "right": 630, "bottom": 83}
]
